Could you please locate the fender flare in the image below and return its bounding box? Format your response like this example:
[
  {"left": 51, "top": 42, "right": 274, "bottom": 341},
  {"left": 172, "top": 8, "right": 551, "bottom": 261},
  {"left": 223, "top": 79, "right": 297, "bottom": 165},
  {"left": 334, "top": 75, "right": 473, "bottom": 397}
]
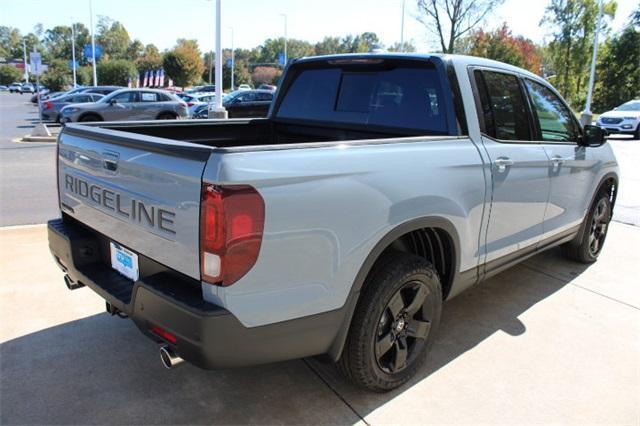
[
  {"left": 572, "top": 171, "right": 619, "bottom": 244},
  {"left": 327, "top": 216, "right": 461, "bottom": 360}
]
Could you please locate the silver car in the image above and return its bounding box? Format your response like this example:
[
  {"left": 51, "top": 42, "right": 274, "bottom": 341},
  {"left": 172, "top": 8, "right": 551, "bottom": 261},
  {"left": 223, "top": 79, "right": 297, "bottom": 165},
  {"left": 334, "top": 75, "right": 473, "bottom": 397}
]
[
  {"left": 60, "top": 88, "right": 188, "bottom": 123},
  {"left": 40, "top": 93, "right": 104, "bottom": 122}
]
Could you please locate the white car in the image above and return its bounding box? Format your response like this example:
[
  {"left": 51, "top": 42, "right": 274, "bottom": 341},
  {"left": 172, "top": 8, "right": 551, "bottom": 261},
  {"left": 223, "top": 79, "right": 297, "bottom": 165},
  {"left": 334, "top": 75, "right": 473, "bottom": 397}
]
[
  {"left": 177, "top": 92, "right": 222, "bottom": 117},
  {"left": 596, "top": 100, "right": 640, "bottom": 139},
  {"left": 237, "top": 84, "right": 252, "bottom": 91},
  {"left": 9, "top": 83, "right": 23, "bottom": 93}
]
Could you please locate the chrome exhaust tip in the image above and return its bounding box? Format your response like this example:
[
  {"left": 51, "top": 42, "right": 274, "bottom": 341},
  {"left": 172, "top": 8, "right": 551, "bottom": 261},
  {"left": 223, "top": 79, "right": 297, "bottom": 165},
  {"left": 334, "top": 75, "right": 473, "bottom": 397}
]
[{"left": 159, "top": 345, "right": 184, "bottom": 369}]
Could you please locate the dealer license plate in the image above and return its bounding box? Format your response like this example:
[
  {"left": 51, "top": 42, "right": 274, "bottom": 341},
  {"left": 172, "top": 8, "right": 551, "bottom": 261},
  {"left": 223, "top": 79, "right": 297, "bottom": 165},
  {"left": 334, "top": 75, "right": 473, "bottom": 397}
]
[{"left": 110, "top": 242, "right": 139, "bottom": 281}]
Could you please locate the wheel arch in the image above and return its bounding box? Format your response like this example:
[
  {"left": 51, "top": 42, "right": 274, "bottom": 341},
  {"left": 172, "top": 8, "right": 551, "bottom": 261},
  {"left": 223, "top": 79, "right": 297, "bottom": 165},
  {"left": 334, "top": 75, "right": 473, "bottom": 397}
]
[{"left": 328, "top": 216, "right": 461, "bottom": 360}]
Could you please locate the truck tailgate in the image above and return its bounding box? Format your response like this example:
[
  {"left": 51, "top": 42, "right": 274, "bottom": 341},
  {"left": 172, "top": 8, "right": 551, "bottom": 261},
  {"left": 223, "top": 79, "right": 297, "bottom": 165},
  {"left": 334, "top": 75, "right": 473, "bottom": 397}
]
[{"left": 57, "top": 125, "right": 213, "bottom": 280}]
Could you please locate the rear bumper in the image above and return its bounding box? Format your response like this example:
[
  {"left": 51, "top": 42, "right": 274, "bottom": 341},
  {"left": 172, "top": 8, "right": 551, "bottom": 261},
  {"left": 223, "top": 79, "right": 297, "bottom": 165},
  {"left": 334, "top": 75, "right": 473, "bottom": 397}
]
[{"left": 47, "top": 217, "right": 346, "bottom": 369}]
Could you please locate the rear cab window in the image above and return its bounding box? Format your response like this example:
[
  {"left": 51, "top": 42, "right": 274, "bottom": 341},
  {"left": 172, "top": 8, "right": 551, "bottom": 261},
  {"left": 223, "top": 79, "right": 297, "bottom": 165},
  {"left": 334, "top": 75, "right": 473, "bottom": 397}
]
[{"left": 275, "top": 59, "right": 458, "bottom": 135}]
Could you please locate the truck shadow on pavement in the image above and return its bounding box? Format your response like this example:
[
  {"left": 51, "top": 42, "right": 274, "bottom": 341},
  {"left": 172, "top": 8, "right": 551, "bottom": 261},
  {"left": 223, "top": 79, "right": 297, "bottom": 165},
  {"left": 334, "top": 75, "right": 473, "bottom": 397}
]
[{"left": 0, "top": 249, "right": 590, "bottom": 425}]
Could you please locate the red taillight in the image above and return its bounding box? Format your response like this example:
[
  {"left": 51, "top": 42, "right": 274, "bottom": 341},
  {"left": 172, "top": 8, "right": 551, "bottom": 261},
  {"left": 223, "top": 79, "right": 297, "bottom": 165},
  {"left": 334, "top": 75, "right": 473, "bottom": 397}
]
[
  {"left": 200, "top": 183, "right": 265, "bottom": 286},
  {"left": 187, "top": 102, "right": 194, "bottom": 107},
  {"left": 151, "top": 325, "right": 177, "bottom": 344},
  {"left": 44, "top": 102, "right": 52, "bottom": 109}
]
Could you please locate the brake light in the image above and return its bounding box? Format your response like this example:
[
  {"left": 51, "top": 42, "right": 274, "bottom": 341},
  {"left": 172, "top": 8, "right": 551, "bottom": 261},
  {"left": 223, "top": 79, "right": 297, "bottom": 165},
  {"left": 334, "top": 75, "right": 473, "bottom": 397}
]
[
  {"left": 187, "top": 102, "right": 194, "bottom": 107},
  {"left": 200, "top": 183, "right": 265, "bottom": 286},
  {"left": 44, "top": 102, "right": 52, "bottom": 110}
]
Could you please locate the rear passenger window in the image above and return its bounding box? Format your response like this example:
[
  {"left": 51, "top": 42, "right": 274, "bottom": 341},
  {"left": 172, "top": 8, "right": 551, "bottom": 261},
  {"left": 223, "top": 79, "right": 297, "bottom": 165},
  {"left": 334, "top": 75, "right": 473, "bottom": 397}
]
[
  {"left": 141, "top": 92, "right": 158, "bottom": 102},
  {"left": 475, "top": 70, "right": 531, "bottom": 141}
]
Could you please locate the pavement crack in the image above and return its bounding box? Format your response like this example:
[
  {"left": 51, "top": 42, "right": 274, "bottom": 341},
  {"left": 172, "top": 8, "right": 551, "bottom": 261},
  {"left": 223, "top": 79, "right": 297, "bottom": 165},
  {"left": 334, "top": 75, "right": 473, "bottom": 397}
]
[
  {"left": 302, "top": 358, "right": 369, "bottom": 425},
  {"left": 521, "top": 263, "right": 639, "bottom": 311}
]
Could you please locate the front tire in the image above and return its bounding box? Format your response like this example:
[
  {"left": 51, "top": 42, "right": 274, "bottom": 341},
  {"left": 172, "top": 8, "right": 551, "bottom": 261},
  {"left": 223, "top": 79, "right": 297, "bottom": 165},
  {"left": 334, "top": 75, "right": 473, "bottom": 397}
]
[
  {"left": 563, "top": 191, "right": 612, "bottom": 263},
  {"left": 634, "top": 124, "right": 640, "bottom": 140},
  {"left": 79, "top": 114, "right": 102, "bottom": 122},
  {"left": 338, "top": 250, "right": 442, "bottom": 392}
]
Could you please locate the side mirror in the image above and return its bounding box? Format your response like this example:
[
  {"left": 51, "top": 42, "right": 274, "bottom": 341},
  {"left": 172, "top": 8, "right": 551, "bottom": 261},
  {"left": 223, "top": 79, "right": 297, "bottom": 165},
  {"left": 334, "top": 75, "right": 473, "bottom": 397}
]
[
  {"left": 108, "top": 98, "right": 116, "bottom": 105},
  {"left": 580, "top": 124, "right": 606, "bottom": 147}
]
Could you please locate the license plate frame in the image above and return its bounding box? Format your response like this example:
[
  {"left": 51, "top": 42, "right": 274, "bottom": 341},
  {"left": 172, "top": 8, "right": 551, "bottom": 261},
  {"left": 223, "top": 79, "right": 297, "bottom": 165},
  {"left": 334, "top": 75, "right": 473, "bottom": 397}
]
[{"left": 110, "top": 241, "right": 139, "bottom": 282}]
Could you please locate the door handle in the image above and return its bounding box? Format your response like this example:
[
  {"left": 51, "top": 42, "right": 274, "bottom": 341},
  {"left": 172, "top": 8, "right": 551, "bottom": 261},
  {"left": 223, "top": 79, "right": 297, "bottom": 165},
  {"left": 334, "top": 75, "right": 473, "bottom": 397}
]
[
  {"left": 551, "top": 155, "right": 569, "bottom": 164},
  {"left": 494, "top": 157, "right": 514, "bottom": 173}
]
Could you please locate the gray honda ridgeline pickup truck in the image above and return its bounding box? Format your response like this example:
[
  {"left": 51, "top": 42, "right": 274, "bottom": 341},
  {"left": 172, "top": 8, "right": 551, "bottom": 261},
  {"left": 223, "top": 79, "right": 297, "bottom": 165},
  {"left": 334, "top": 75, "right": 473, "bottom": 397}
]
[{"left": 48, "top": 53, "right": 618, "bottom": 391}]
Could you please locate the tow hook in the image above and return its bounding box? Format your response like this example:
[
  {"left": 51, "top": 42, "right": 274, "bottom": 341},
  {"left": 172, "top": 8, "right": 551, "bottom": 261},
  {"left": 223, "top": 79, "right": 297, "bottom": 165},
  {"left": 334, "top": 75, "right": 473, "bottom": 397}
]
[
  {"left": 64, "top": 274, "right": 85, "bottom": 290},
  {"left": 160, "top": 345, "right": 184, "bottom": 369}
]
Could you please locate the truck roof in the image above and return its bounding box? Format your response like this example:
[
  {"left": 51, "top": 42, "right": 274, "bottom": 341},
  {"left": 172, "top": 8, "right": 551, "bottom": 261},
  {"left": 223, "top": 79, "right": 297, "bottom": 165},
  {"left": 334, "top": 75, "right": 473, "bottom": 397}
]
[{"left": 293, "top": 52, "right": 541, "bottom": 81}]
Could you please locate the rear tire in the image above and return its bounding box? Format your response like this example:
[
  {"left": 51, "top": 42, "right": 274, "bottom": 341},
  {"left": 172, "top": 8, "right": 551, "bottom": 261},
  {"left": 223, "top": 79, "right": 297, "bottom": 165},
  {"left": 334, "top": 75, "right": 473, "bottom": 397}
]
[
  {"left": 157, "top": 112, "right": 176, "bottom": 120},
  {"left": 337, "top": 250, "right": 442, "bottom": 392},
  {"left": 563, "top": 191, "right": 611, "bottom": 263}
]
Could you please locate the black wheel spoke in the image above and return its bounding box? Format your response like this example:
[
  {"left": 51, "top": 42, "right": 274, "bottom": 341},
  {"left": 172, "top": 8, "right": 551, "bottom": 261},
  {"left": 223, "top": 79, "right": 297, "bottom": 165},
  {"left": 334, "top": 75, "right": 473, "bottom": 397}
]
[
  {"left": 406, "top": 284, "right": 428, "bottom": 315},
  {"left": 392, "top": 337, "right": 408, "bottom": 371},
  {"left": 407, "top": 319, "right": 431, "bottom": 339},
  {"left": 387, "top": 292, "right": 405, "bottom": 320},
  {"left": 376, "top": 332, "right": 395, "bottom": 357}
]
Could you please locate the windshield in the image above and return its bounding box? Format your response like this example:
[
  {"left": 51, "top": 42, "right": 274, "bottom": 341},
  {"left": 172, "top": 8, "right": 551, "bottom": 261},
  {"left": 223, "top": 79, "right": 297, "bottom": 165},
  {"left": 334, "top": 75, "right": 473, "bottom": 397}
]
[
  {"left": 617, "top": 101, "right": 640, "bottom": 112},
  {"left": 276, "top": 62, "right": 451, "bottom": 134}
]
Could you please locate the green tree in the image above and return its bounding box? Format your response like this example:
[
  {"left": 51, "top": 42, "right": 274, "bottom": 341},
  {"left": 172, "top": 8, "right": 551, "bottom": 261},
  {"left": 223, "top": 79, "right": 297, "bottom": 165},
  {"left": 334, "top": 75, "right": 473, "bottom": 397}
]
[
  {"left": 541, "top": 0, "right": 617, "bottom": 107},
  {"left": 592, "top": 23, "right": 640, "bottom": 111},
  {"left": 76, "top": 65, "right": 93, "bottom": 86},
  {"left": 96, "top": 59, "right": 137, "bottom": 85},
  {"left": 314, "top": 36, "right": 342, "bottom": 55},
  {"left": 96, "top": 16, "right": 131, "bottom": 60},
  {"left": 135, "top": 43, "right": 163, "bottom": 73},
  {"left": 251, "top": 66, "right": 282, "bottom": 86},
  {"left": 0, "top": 26, "right": 22, "bottom": 60},
  {"left": 388, "top": 41, "right": 417, "bottom": 52},
  {"left": 0, "top": 64, "right": 22, "bottom": 84},
  {"left": 41, "top": 59, "right": 71, "bottom": 91},
  {"left": 163, "top": 39, "right": 204, "bottom": 87},
  {"left": 258, "top": 38, "right": 315, "bottom": 64},
  {"left": 126, "top": 39, "right": 144, "bottom": 61}
]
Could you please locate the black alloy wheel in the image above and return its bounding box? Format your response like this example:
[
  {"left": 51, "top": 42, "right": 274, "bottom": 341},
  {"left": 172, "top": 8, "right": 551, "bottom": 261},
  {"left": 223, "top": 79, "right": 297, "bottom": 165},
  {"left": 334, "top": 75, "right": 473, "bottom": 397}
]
[{"left": 375, "top": 281, "right": 434, "bottom": 374}]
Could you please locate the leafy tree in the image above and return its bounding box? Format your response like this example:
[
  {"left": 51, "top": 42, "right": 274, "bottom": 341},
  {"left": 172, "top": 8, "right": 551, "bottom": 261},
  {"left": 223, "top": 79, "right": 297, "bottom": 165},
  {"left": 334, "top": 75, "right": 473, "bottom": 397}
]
[
  {"left": 76, "top": 66, "right": 94, "bottom": 86},
  {"left": 135, "top": 44, "right": 163, "bottom": 73},
  {"left": 0, "top": 64, "right": 22, "bottom": 84},
  {"left": 96, "top": 59, "right": 137, "bottom": 85},
  {"left": 96, "top": 16, "right": 131, "bottom": 60},
  {"left": 592, "top": 23, "right": 640, "bottom": 111},
  {"left": 314, "top": 36, "right": 342, "bottom": 55},
  {"left": 416, "top": 0, "right": 505, "bottom": 53},
  {"left": 0, "top": 26, "right": 22, "bottom": 60},
  {"left": 388, "top": 41, "right": 417, "bottom": 52},
  {"left": 258, "top": 38, "right": 315, "bottom": 64},
  {"left": 541, "top": 0, "right": 617, "bottom": 107},
  {"left": 126, "top": 39, "right": 144, "bottom": 61},
  {"left": 339, "top": 32, "right": 381, "bottom": 53},
  {"left": 163, "top": 39, "right": 204, "bottom": 87},
  {"left": 459, "top": 23, "right": 542, "bottom": 74},
  {"left": 41, "top": 59, "right": 71, "bottom": 91},
  {"left": 251, "top": 66, "right": 282, "bottom": 86}
]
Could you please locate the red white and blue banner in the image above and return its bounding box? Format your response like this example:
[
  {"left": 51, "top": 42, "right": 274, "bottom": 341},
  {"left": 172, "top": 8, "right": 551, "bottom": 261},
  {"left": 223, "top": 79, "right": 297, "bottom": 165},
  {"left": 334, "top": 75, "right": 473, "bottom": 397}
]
[
  {"left": 159, "top": 69, "right": 165, "bottom": 87},
  {"left": 143, "top": 70, "right": 149, "bottom": 87},
  {"left": 127, "top": 77, "right": 132, "bottom": 88}
]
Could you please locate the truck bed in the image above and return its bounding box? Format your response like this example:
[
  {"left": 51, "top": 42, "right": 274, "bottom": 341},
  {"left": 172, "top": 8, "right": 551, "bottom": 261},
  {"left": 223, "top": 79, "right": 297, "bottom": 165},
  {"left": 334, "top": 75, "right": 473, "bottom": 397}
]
[{"left": 67, "top": 116, "right": 451, "bottom": 152}]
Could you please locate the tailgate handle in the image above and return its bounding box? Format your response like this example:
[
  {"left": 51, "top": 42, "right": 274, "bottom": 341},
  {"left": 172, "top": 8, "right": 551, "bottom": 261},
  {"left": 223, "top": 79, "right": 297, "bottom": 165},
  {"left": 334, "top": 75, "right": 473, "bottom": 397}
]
[{"left": 102, "top": 151, "right": 119, "bottom": 172}]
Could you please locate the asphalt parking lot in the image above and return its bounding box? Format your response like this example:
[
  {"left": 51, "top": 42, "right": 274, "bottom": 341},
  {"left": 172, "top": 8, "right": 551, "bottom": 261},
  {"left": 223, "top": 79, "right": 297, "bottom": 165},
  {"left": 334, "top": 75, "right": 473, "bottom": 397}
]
[{"left": 1, "top": 91, "right": 640, "bottom": 424}]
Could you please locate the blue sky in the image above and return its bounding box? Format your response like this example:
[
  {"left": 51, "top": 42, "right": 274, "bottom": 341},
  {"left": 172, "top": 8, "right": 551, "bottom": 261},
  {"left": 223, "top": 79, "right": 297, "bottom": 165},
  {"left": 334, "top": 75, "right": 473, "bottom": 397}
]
[{"left": 2, "top": 0, "right": 637, "bottom": 53}]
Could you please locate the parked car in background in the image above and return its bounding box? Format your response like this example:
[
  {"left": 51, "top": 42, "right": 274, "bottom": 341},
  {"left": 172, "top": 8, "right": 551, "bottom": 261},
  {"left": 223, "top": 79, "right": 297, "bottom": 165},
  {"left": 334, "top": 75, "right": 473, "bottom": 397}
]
[
  {"left": 0, "top": 85, "right": 8, "bottom": 91},
  {"left": 237, "top": 84, "right": 252, "bottom": 91},
  {"left": 40, "top": 93, "right": 105, "bottom": 122},
  {"left": 60, "top": 88, "right": 188, "bottom": 123},
  {"left": 596, "top": 100, "right": 640, "bottom": 139},
  {"left": 31, "top": 88, "right": 52, "bottom": 103},
  {"left": 8, "top": 83, "right": 22, "bottom": 93},
  {"left": 189, "top": 85, "right": 216, "bottom": 94},
  {"left": 257, "top": 84, "right": 277, "bottom": 91},
  {"left": 223, "top": 89, "right": 274, "bottom": 118},
  {"left": 20, "top": 83, "right": 35, "bottom": 94}
]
